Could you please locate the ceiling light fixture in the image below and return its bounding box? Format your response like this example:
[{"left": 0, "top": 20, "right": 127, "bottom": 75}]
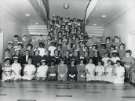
[
  {"left": 35, "top": 22, "right": 39, "bottom": 25},
  {"left": 101, "top": 14, "right": 107, "bottom": 18},
  {"left": 25, "top": 13, "right": 31, "bottom": 17}
]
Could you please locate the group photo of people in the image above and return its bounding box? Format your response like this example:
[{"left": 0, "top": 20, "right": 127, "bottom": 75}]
[{"left": 1, "top": 16, "right": 135, "bottom": 84}]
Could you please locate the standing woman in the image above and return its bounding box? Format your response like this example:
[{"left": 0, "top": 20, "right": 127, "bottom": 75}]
[
  {"left": 22, "top": 58, "right": 36, "bottom": 80},
  {"left": 77, "top": 59, "right": 86, "bottom": 82},
  {"left": 122, "top": 50, "right": 134, "bottom": 82},
  {"left": 67, "top": 59, "right": 78, "bottom": 81},
  {"left": 85, "top": 58, "right": 96, "bottom": 81},
  {"left": 57, "top": 59, "right": 68, "bottom": 81}
]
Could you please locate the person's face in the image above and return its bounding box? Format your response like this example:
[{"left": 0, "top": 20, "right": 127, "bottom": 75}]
[
  {"left": 5, "top": 51, "right": 10, "bottom": 56},
  {"left": 14, "top": 59, "right": 18, "bottom": 63},
  {"left": 107, "top": 61, "right": 111, "bottom": 65},
  {"left": 18, "top": 45, "right": 22, "bottom": 50},
  {"left": 54, "top": 51, "right": 58, "bottom": 56},
  {"left": 8, "top": 44, "right": 12, "bottom": 49},
  {"left": 116, "top": 62, "right": 120, "bottom": 66},
  {"left": 61, "top": 60, "right": 64, "bottom": 64},
  {"left": 80, "top": 60, "right": 83, "bottom": 64},
  {"left": 25, "top": 51, "right": 29, "bottom": 55},
  {"left": 35, "top": 51, "right": 39, "bottom": 56},
  {"left": 89, "top": 59, "right": 92, "bottom": 64},
  {"left": 22, "top": 36, "right": 27, "bottom": 41},
  {"left": 71, "top": 61, "right": 75, "bottom": 66},
  {"left": 104, "top": 54, "right": 108, "bottom": 57},
  {"left": 106, "top": 39, "right": 110, "bottom": 43},
  {"left": 14, "top": 37, "right": 18, "bottom": 42},
  {"left": 5, "top": 60, "right": 10, "bottom": 65},
  {"left": 98, "top": 62, "right": 102, "bottom": 65},
  {"left": 27, "top": 46, "right": 32, "bottom": 50},
  {"left": 15, "top": 50, "right": 20, "bottom": 55},
  {"left": 74, "top": 51, "right": 78, "bottom": 57},
  {"left": 120, "top": 45, "right": 124, "bottom": 50},
  {"left": 114, "top": 37, "right": 120, "bottom": 43},
  {"left": 66, "top": 51, "right": 69, "bottom": 56},
  {"left": 126, "top": 52, "right": 131, "bottom": 57},
  {"left": 42, "top": 62, "right": 46, "bottom": 65}
]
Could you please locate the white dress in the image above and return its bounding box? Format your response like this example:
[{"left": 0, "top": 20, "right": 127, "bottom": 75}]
[
  {"left": 36, "top": 65, "right": 48, "bottom": 78},
  {"left": 113, "top": 66, "right": 125, "bottom": 84},
  {"left": 95, "top": 65, "right": 105, "bottom": 81},
  {"left": 48, "top": 46, "right": 56, "bottom": 56},
  {"left": 104, "top": 65, "right": 113, "bottom": 82},
  {"left": 11, "top": 63, "right": 22, "bottom": 80},
  {"left": 102, "top": 57, "right": 110, "bottom": 66},
  {"left": 38, "top": 48, "right": 45, "bottom": 57},
  {"left": 2, "top": 65, "right": 13, "bottom": 81},
  {"left": 85, "top": 63, "right": 96, "bottom": 81},
  {"left": 22, "top": 64, "right": 36, "bottom": 80}
]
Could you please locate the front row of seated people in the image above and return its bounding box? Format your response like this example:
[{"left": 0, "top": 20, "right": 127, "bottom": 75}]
[{"left": 1, "top": 56, "right": 125, "bottom": 84}]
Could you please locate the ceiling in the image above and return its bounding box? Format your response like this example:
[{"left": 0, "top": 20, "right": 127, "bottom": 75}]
[
  {"left": 87, "top": 0, "right": 131, "bottom": 26},
  {"left": 0, "top": 0, "right": 45, "bottom": 26},
  {"left": 0, "top": 0, "right": 133, "bottom": 27}
]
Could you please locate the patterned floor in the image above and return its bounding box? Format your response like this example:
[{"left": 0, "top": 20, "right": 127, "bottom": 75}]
[{"left": 0, "top": 81, "right": 135, "bottom": 101}]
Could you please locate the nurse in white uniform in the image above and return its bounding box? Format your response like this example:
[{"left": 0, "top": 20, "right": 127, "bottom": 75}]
[
  {"left": 113, "top": 60, "right": 125, "bottom": 84},
  {"left": 85, "top": 58, "right": 96, "bottom": 81},
  {"left": 22, "top": 58, "right": 36, "bottom": 80},
  {"left": 2, "top": 58, "right": 14, "bottom": 81},
  {"left": 11, "top": 56, "right": 22, "bottom": 80},
  {"left": 104, "top": 60, "right": 113, "bottom": 82},
  {"left": 95, "top": 61, "right": 105, "bottom": 81},
  {"left": 36, "top": 59, "right": 48, "bottom": 80}
]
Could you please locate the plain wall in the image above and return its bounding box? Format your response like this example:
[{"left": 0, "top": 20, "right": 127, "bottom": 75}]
[{"left": 104, "top": 0, "right": 135, "bottom": 56}]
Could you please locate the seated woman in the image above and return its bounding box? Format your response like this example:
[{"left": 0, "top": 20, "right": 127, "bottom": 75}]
[
  {"left": 47, "top": 61, "right": 57, "bottom": 81},
  {"left": 11, "top": 56, "right": 22, "bottom": 80},
  {"left": 67, "top": 59, "right": 78, "bottom": 81},
  {"left": 36, "top": 59, "right": 48, "bottom": 80},
  {"left": 77, "top": 59, "right": 86, "bottom": 82},
  {"left": 2, "top": 58, "right": 13, "bottom": 81},
  {"left": 57, "top": 59, "right": 68, "bottom": 81},
  {"left": 104, "top": 60, "right": 114, "bottom": 82},
  {"left": 85, "top": 58, "right": 96, "bottom": 81},
  {"left": 95, "top": 61, "right": 105, "bottom": 81},
  {"left": 113, "top": 60, "right": 125, "bottom": 84},
  {"left": 22, "top": 58, "right": 36, "bottom": 80}
]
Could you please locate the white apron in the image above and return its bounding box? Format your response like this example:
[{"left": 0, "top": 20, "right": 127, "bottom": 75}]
[
  {"left": 2, "top": 65, "right": 13, "bottom": 81},
  {"left": 11, "top": 63, "right": 22, "bottom": 80},
  {"left": 85, "top": 64, "right": 95, "bottom": 81},
  {"left": 113, "top": 66, "right": 125, "bottom": 84},
  {"left": 22, "top": 64, "right": 36, "bottom": 80},
  {"left": 36, "top": 65, "right": 48, "bottom": 78},
  {"left": 95, "top": 66, "right": 104, "bottom": 81}
]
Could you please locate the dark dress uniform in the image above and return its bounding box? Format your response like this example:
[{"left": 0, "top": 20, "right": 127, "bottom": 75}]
[
  {"left": 47, "top": 65, "right": 57, "bottom": 81},
  {"left": 32, "top": 55, "right": 42, "bottom": 67},
  {"left": 77, "top": 64, "right": 86, "bottom": 82},
  {"left": 67, "top": 64, "right": 78, "bottom": 81}
]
